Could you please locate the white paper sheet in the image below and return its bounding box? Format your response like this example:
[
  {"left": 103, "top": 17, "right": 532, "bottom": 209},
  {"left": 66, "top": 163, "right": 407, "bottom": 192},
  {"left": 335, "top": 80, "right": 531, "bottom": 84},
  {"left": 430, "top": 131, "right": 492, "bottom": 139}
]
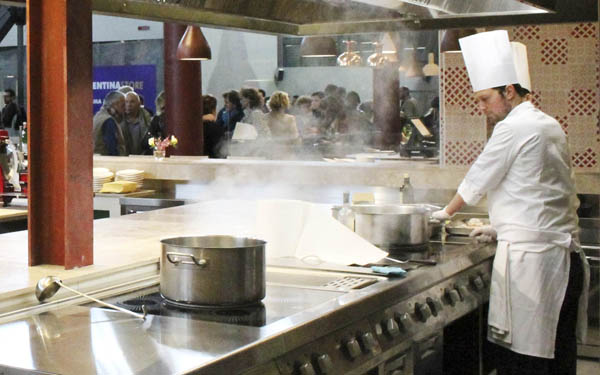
[
  {"left": 256, "top": 199, "right": 387, "bottom": 265},
  {"left": 295, "top": 204, "right": 388, "bottom": 265}
]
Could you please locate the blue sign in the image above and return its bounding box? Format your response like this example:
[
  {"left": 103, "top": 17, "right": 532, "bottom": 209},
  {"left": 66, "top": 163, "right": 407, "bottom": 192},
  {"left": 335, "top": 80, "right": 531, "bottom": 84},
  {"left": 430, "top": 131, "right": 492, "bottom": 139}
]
[{"left": 92, "top": 65, "right": 157, "bottom": 114}]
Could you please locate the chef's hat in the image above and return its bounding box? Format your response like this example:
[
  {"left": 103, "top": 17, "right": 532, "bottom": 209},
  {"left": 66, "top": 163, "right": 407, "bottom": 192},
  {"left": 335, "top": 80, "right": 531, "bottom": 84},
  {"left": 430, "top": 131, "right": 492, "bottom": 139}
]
[
  {"left": 459, "top": 30, "right": 519, "bottom": 92},
  {"left": 511, "top": 42, "right": 531, "bottom": 92}
]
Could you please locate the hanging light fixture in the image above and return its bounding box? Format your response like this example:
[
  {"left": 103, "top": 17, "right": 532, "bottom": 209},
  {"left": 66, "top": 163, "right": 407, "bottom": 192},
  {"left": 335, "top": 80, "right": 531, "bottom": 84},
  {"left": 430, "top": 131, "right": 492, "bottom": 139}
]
[
  {"left": 367, "top": 42, "right": 389, "bottom": 67},
  {"left": 440, "top": 29, "right": 477, "bottom": 52},
  {"left": 422, "top": 52, "right": 439, "bottom": 76},
  {"left": 176, "top": 25, "right": 212, "bottom": 60},
  {"left": 404, "top": 48, "right": 424, "bottom": 77},
  {"left": 337, "top": 40, "right": 362, "bottom": 67},
  {"left": 380, "top": 32, "right": 398, "bottom": 62},
  {"left": 300, "top": 36, "right": 337, "bottom": 57}
]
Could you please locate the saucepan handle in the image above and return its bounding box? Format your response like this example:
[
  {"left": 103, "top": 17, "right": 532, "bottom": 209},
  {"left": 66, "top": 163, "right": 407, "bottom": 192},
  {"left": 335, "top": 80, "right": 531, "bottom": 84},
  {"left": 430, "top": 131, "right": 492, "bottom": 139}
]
[{"left": 166, "top": 252, "right": 208, "bottom": 267}]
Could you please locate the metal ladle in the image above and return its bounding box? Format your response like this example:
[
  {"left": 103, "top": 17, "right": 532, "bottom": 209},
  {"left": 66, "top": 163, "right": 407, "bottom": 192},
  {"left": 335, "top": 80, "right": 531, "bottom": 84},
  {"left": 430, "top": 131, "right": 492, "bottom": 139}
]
[{"left": 35, "top": 276, "right": 146, "bottom": 320}]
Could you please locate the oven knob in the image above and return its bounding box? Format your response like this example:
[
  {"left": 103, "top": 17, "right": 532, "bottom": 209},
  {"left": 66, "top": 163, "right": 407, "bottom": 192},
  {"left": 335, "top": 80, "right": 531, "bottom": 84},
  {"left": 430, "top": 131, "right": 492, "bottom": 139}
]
[
  {"left": 470, "top": 275, "right": 485, "bottom": 291},
  {"left": 344, "top": 338, "right": 362, "bottom": 359},
  {"left": 297, "top": 361, "right": 316, "bottom": 375},
  {"left": 394, "top": 312, "right": 411, "bottom": 332},
  {"left": 382, "top": 318, "right": 400, "bottom": 338},
  {"left": 414, "top": 302, "right": 432, "bottom": 322},
  {"left": 426, "top": 297, "right": 443, "bottom": 316},
  {"left": 444, "top": 288, "right": 461, "bottom": 306},
  {"left": 457, "top": 285, "right": 469, "bottom": 300},
  {"left": 481, "top": 272, "right": 491, "bottom": 285},
  {"left": 359, "top": 332, "right": 377, "bottom": 353},
  {"left": 315, "top": 353, "right": 333, "bottom": 374}
]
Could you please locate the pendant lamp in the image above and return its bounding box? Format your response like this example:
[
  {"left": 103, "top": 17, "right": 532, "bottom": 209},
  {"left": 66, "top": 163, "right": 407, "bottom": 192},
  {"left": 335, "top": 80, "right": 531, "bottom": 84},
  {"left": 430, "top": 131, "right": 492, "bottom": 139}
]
[
  {"left": 177, "top": 25, "right": 212, "bottom": 60},
  {"left": 422, "top": 52, "right": 439, "bottom": 76},
  {"left": 337, "top": 40, "right": 362, "bottom": 67},
  {"left": 380, "top": 32, "right": 398, "bottom": 62},
  {"left": 404, "top": 48, "right": 424, "bottom": 77},
  {"left": 367, "top": 42, "right": 389, "bottom": 67},
  {"left": 440, "top": 29, "right": 477, "bottom": 52},
  {"left": 300, "top": 36, "right": 337, "bottom": 57}
]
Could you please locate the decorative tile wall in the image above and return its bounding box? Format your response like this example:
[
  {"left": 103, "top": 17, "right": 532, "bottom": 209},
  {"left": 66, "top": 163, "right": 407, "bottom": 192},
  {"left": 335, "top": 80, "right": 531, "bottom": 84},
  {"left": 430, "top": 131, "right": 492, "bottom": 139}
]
[{"left": 440, "top": 22, "right": 599, "bottom": 174}]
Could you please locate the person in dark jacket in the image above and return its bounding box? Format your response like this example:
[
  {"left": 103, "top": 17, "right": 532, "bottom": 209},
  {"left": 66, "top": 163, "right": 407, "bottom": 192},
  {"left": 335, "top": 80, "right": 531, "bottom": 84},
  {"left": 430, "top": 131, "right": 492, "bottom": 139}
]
[
  {"left": 215, "top": 90, "right": 244, "bottom": 139},
  {"left": 149, "top": 91, "right": 166, "bottom": 139},
  {"left": 1, "top": 89, "right": 21, "bottom": 130},
  {"left": 203, "top": 95, "right": 225, "bottom": 158},
  {"left": 92, "top": 91, "right": 127, "bottom": 156}
]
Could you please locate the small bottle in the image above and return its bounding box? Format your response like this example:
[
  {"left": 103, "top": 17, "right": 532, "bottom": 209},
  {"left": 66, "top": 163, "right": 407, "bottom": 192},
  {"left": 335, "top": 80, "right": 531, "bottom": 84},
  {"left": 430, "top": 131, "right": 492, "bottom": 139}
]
[
  {"left": 401, "top": 173, "right": 414, "bottom": 204},
  {"left": 338, "top": 192, "right": 355, "bottom": 231}
]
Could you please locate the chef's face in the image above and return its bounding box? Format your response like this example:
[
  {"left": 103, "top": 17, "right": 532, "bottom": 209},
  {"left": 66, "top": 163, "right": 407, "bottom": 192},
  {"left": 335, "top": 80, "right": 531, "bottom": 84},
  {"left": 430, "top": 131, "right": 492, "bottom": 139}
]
[{"left": 474, "top": 88, "right": 512, "bottom": 126}]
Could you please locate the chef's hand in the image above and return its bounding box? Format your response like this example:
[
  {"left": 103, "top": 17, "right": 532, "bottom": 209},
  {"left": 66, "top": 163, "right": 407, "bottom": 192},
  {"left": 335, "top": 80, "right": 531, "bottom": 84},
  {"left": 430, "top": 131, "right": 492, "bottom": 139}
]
[
  {"left": 431, "top": 207, "right": 452, "bottom": 221},
  {"left": 469, "top": 225, "right": 497, "bottom": 243}
]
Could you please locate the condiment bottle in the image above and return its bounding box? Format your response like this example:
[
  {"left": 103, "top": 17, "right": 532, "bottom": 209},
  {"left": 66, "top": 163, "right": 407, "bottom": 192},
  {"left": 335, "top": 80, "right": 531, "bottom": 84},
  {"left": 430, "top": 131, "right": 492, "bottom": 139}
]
[{"left": 401, "top": 173, "right": 414, "bottom": 203}]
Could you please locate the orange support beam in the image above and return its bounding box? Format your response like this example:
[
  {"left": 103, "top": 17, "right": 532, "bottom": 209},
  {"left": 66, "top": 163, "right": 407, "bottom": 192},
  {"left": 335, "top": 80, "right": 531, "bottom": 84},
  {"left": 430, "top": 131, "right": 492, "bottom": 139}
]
[{"left": 27, "top": 0, "right": 93, "bottom": 268}]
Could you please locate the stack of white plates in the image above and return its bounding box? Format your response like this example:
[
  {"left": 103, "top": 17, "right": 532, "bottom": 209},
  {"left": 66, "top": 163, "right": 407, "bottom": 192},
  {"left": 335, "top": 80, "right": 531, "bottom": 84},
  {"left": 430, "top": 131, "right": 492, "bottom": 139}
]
[
  {"left": 93, "top": 168, "right": 114, "bottom": 193},
  {"left": 115, "top": 169, "right": 145, "bottom": 189}
]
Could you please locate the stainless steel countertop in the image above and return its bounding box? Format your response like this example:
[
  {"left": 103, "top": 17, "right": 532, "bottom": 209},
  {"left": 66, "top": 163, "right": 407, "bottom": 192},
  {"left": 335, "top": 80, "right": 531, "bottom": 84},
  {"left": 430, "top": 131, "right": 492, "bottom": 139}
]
[{"left": 0, "top": 239, "right": 495, "bottom": 375}]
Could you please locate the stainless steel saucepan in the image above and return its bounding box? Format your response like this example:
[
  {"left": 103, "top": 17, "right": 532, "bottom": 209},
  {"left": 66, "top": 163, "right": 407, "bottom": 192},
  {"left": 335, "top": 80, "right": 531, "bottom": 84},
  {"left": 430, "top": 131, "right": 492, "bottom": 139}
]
[
  {"left": 334, "top": 204, "right": 440, "bottom": 249},
  {"left": 160, "top": 235, "right": 266, "bottom": 306}
]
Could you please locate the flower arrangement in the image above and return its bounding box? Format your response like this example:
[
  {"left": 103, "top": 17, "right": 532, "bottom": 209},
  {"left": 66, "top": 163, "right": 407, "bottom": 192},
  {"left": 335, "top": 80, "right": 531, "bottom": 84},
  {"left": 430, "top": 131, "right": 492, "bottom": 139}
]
[{"left": 148, "top": 135, "right": 178, "bottom": 152}]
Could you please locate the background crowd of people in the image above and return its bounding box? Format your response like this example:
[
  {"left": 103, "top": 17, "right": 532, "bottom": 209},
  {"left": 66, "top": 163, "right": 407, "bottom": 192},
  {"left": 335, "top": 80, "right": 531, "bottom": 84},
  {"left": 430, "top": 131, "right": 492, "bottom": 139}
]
[{"left": 92, "top": 83, "right": 439, "bottom": 159}]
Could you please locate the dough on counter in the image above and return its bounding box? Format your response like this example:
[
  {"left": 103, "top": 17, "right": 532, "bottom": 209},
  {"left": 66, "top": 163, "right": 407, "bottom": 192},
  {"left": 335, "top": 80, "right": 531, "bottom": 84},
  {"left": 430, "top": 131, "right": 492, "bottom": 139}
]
[{"left": 466, "top": 218, "right": 484, "bottom": 227}]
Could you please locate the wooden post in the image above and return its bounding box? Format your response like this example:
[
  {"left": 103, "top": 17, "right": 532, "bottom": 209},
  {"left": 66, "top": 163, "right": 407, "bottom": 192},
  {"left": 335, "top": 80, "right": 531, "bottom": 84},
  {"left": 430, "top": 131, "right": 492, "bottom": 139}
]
[
  {"left": 164, "top": 23, "right": 203, "bottom": 156},
  {"left": 27, "top": 0, "right": 94, "bottom": 268},
  {"left": 373, "top": 64, "right": 401, "bottom": 148}
]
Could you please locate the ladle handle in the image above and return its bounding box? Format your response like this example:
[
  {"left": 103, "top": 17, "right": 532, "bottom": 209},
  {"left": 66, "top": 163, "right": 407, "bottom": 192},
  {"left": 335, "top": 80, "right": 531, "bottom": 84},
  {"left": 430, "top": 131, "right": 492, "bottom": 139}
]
[{"left": 57, "top": 281, "right": 146, "bottom": 320}]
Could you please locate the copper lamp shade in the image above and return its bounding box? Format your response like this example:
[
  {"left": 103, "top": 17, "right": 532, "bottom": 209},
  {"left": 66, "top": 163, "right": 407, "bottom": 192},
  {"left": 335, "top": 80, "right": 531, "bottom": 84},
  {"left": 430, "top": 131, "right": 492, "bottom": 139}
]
[
  {"left": 176, "top": 25, "right": 212, "bottom": 60},
  {"left": 440, "top": 29, "right": 478, "bottom": 52},
  {"left": 337, "top": 40, "right": 362, "bottom": 67},
  {"left": 300, "top": 36, "right": 337, "bottom": 57}
]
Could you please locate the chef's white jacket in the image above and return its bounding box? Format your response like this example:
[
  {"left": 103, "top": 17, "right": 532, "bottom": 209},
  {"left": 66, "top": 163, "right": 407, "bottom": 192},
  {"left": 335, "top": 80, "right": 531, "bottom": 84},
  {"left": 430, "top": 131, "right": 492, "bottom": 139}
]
[{"left": 457, "top": 101, "right": 589, "bottom": 358}]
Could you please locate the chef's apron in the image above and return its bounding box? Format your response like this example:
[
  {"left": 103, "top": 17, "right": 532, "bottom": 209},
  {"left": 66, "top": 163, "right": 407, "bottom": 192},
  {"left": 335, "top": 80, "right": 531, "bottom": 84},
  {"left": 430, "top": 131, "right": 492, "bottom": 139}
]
[{"left": 488, "top": 226, "right": 589, "bottom": 358}]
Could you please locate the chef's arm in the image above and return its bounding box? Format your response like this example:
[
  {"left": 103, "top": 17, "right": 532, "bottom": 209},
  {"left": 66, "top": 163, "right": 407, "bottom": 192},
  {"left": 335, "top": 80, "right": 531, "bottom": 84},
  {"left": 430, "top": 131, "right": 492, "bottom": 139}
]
[{"left": 444, "top": 193, "right": 465, "bottom": 216}]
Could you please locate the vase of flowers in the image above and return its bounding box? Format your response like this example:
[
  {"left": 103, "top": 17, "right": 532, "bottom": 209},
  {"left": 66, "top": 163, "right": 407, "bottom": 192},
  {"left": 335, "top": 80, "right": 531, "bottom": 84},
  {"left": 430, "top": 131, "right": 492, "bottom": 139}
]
[{"left": 149, "top": 135, "right": 178, "bottom": 161}]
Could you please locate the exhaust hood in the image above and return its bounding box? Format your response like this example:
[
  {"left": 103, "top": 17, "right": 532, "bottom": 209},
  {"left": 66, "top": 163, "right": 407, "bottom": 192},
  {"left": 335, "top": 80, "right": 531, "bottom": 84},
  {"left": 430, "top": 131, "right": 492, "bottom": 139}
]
[{"left": 0, "top": 0, "right": 597, "bottom": 35}]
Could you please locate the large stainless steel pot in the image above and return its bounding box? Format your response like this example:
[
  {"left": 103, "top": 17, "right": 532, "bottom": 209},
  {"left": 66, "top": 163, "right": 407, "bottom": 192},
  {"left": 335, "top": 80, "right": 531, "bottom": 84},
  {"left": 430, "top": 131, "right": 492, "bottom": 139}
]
[
  {"left": 160, "top": 236, "right": 266, "bottom": 306},
  {"left": 350, "top": 204, "right": 438, "bottom": 248}
]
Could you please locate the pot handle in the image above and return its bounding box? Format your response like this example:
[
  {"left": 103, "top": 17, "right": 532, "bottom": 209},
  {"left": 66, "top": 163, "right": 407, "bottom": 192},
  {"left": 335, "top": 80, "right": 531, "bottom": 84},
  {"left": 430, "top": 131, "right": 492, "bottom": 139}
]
[{"left": 166, "top": 252, "right": 208, "bottom": 267}]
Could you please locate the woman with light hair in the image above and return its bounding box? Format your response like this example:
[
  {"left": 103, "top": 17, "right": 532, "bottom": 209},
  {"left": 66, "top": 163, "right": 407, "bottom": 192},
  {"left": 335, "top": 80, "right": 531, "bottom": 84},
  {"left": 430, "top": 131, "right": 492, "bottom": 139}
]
[
  {"left": 240, "top": 87, "right": 270, "bottom": 138},
  {"left": 264, "top": 91, "right": 299, "bottom": 144},
  {"left": 149, "top": 91, "right": 166, "bottom": 138}
]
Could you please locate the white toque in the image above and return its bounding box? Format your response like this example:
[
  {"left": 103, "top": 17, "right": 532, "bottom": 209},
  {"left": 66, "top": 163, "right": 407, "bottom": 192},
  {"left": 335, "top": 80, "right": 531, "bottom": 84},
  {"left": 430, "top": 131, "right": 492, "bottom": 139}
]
[
  {"left": 458, "top": 30, "right": 520, "bottom": 92},
  {"left": 510, "top": 42, "right": 532, "bottom": 92}
]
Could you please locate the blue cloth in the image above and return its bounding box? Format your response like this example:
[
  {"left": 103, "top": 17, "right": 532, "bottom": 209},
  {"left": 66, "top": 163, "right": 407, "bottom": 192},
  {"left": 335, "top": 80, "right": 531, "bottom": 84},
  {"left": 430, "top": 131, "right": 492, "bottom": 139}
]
[
  {"left": 371, "top": 266, "right": 407, "bottom": 277},
  {"left": 102, "top": 118, "right": 119, "bottom": 156}
]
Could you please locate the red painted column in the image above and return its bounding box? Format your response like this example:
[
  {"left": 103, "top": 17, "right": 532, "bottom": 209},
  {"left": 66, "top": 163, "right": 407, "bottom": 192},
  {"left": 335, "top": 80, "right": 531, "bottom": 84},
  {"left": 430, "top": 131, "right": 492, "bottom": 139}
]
[
  {"left": 27, "top": 0, "right": 93, "bottom": 268},
  {"left": 373, "top": 64, "right": 401, "bottom": 148},
  {"left": 164, "top": 23, "right": 203, "bottom": 155}
]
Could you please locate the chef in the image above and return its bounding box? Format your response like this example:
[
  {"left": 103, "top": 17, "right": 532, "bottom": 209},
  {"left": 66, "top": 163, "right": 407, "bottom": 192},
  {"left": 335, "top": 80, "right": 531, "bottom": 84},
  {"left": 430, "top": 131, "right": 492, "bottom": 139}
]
[{"left": 432, "top": 30, "right": 589, "bottom": 375}]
